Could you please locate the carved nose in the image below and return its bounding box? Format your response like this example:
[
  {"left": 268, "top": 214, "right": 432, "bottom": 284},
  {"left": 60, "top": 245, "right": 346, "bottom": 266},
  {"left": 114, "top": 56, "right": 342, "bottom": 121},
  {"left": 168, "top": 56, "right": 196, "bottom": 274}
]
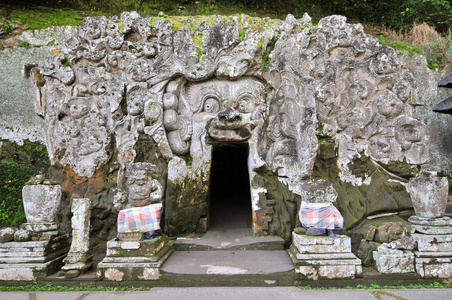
[{"left": 218, "top": 107, "right": 241, "bottom": 123}]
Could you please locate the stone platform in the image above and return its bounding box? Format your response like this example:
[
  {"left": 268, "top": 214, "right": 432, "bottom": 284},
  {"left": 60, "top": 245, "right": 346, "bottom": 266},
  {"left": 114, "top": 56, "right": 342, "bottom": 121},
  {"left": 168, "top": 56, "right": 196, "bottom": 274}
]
[
  {"left": 0, "top": 234, "right": 70, "bottom": 281},
  {"left": 288, "top": 233, "right": 362, "bottom": 280},
  {"left": 412, "top": 233, "right": 452, "bottom": 278},
  {"left": 97, "top": 236, "right": 172, "bottom": 281}
]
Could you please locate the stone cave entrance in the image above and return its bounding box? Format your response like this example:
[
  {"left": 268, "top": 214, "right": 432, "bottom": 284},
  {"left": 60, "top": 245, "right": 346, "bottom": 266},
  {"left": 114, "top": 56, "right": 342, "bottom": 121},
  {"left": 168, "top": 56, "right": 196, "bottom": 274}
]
[{"left": 209, "top": 143, "right": 252, "bottom": 233}]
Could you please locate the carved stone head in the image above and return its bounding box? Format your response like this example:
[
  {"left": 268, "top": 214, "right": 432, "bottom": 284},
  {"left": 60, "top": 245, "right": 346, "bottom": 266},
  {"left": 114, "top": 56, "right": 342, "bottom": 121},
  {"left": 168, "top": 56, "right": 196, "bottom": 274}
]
[{"left": 182, "top": 78, "right": 266, "bottom": 142}]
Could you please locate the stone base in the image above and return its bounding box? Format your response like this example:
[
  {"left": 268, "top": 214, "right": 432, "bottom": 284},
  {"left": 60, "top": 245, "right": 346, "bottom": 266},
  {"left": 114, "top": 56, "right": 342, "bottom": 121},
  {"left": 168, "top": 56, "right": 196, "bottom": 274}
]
[
  {"left": 61, "top": 251, "right": 94, "bottom": 278},
  {"left": 0, "top": 234, "right": 70, "bottom": 280},
  {"left": 97, "top": 236, "right": 172, "bottom": 281},
  {"left": 292, "top": 232, "right": 352, "bottom": 254},
  {"left": 409, "top": 216, "right": 452, "bottom": 235},
  {"left": 289, "top": 233, "right": 362, "bottom": 280},
  {"left": 373, "top": 250, "right": 415, "bottom": 274},
  {"left": 411, "top": 233, "right": 452, "bottom": 252},
  {"left": 415, "top": 251, "right": 452, "bottom": 278}
]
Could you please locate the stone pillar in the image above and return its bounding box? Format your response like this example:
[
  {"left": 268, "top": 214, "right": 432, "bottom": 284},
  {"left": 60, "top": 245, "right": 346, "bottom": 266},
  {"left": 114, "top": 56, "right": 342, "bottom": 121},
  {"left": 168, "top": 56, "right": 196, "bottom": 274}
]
[
  {"left": 60, "top": 198, "right": 93, "bottom": 278},
  {"left": 408, "top": 172, "right": 452, "bottom": 278}
]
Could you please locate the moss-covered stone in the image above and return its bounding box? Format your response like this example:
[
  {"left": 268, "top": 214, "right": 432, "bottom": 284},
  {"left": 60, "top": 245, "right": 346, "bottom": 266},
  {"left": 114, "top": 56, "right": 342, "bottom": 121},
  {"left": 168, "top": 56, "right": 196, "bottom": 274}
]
[
  {"left": 164, "top": 171, "right": 210, "bottom": 235},
  {"left": 312, "top": 138, "right": 413, "bottom": 230},
  {"left": 254, "top": 165, "right": 299, "bottom": 244}
]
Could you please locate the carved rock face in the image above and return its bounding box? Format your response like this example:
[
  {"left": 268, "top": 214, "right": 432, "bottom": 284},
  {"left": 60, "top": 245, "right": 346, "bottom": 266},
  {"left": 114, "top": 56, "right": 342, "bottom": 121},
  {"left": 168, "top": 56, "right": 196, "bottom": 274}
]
[
  {"left": 181, "top": 78, "right": 265, "bottom": 142},
  {"left": 115, "top": 162, "right": 163, "bottom": 209},
  {"left": 32, "top": 13, "right": 432, "bottom": 238}
]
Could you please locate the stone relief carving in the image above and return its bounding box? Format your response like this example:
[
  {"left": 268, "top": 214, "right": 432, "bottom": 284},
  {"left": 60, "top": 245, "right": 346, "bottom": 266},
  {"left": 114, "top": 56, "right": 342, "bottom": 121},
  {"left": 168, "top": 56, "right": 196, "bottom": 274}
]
[
  {"left": 113, "top": 162, "right": 163, "bottom": 211},
  {"left": 32, "top": 12, "right": 431, "bottom": 237}
]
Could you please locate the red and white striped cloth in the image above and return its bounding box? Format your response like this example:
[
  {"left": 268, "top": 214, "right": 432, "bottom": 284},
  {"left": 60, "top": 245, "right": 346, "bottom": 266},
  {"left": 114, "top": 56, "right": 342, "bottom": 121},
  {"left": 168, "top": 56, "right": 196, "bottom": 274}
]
[
  {"left": 299, "top": 202, "right": 343, "bottom": 230},
  {"left": 117, "top": 203, "right": 162, "bottom": 233}
]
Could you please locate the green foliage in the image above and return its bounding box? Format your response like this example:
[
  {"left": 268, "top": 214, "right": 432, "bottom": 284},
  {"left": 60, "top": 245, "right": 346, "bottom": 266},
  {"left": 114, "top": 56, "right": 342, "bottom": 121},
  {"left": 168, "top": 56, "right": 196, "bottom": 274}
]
[
  {"left": 19, "top": 40, "right": 29, "bottom": 48},
  {"left": 403, "top": 0, "right": 452, "bottom": 32},
  {"left": 9, "top": 6, "right": 104, "bottom": 31},
  {"left": 261, "top": 38, "right": 276, "bottom": 71},
  {"left": 0, "top": 20, "right": 12, "bottom": 32},
  {"left": 0, "top": 160, "right": 36, "bottom": 227},
  {"left": 0, "top": 140, "right": 50, "bottom": 227},
  {"left": 377, "top": 35, "right": 421, "bottom": 56}
]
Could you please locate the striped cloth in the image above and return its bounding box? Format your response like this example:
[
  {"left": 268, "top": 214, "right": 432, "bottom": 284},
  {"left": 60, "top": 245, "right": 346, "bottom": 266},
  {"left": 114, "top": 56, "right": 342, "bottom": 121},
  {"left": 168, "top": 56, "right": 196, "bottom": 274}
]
[
  {"left": 117, "top": 203, "right": 162, "bottom": 233},
  {"left": 299, "top": 202, "right": 343, "bottom": 230}
]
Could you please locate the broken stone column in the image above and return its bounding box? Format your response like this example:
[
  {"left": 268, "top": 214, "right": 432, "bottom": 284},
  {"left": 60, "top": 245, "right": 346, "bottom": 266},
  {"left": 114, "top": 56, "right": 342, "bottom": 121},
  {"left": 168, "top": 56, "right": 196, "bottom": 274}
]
[
  {"left": 408, "top": 172, "right": 452, "bottom": 278},
  {"left": 288, "top": 180, "right": 362, "bottom": 280},
  {"left": 60, "top": 198, "right": 93, "bottom": 278},
  {"left": 0, "top": 176, "right": 70, "bottom": 281}
]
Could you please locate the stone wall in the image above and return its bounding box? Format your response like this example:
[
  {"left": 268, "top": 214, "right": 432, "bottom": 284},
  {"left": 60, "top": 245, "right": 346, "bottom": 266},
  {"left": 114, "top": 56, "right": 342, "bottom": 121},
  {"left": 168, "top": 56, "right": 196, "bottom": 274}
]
[{"left": 0, "top": 26, "right": 78, "bottom": 145}]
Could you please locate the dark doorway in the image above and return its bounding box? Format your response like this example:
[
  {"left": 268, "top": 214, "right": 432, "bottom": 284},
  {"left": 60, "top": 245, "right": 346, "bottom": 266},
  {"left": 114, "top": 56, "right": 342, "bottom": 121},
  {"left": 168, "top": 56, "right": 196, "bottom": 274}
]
[{"left": 209, "top": 143, "right": 252, "bottom": 231}]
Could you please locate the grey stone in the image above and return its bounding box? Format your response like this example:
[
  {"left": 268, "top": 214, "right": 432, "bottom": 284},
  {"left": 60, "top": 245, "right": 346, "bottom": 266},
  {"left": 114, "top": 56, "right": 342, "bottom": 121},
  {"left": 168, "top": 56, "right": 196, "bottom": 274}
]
[
  {"left": 411, "top": 233, "right": 452, "bottom": 252},
  {"left": 98, "top": 237, "right": 172, "bottom": 281},
  {"left": 22, "top": 184, "right": 62, "bottom": 223},
  {"left": 29, "top": 12, "right": 435, "bottom": 240},
  {"left": 292, "top": 233, "right": 352, "bottom": 254},
  {"left": 414, "top": 253, "right": 452, "bottom": 278},
  {"left": 20, "top": 222, "right": 58, "bottom": 233},
  {"left": 61, "top": 198, "right": 93, "bottom": 276},
  {"left": 408, "top": 172, "right": 448, "bottom": 218},
  {"left": 13, "top": 229, "right": 31, "bottom": 242},
  {"left": 388, "top": 236, "right": 414, "bottom": 250},
  {"left": 373, "top": 247, "right": 415, "bottom": 274},
  {"left": 0, "top": 228, "right": 15, "bottom": 243}
]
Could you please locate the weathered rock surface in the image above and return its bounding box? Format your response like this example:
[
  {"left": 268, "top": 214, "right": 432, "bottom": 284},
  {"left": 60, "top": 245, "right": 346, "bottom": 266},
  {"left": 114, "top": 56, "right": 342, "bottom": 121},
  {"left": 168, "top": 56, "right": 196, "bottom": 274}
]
[
  {"left": 22, "top": 184, "right": 62, "bottom": 223},
  {"left": 0, "top": 228, "right": 15, "bottom": 243},
  {"left": 28, "top": 12, "right": 437, "bottom": 241},
  {"left": 13, "top": 229, "right": 31, "bottom": 242}
]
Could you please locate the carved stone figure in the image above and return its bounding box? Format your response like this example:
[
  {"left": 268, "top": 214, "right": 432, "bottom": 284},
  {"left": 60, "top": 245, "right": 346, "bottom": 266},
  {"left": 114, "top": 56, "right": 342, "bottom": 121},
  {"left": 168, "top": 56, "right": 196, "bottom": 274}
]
[{"left": 113, "top": 162, "right": 163, "bottom": 211}]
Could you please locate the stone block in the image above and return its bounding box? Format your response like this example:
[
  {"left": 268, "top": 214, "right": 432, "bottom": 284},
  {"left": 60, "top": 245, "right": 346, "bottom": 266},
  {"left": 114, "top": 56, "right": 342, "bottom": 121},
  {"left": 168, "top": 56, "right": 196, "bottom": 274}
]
[
  {"left": 0, "top": 228, "right": 15, "bottom": 243},
  {"left": 373, "top": 250, "right": 415, "bottom": 274},
  {"left": 288, "top": 243, "right": 362, "bottom": 280},
  {"left": 411, "top": 233, "right": 452, "bottom": 252},
  {"left": 20, "top": 222, "right": 58, "bottom": 233},
  {"left": 414, "top": 252, "right": 452, "bottom": 278},
  {"left": 119, "top": 232, "right": 143, "bottom": 241},
  {"left": 106, "top": 236, "right": 167, "bottom": 258},
  {"left": 97, "top": 236, "right": 172, "bottom": 281},
  {"left": 97, "top": 248, "right": 172, "bottom": 281},
  {"left": 0, "top": 254, "right": 67, "bottom": 281},
  {"left": 295, "top": 265, "right": 362, "bottom": 280},
  {"left": 292, "top": 232, "right": 351, "bottom": 254}
]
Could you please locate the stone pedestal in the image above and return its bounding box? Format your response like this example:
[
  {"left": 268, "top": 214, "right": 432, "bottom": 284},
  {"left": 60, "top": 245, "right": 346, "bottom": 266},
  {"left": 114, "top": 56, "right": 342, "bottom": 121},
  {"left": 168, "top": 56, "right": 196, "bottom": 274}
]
[
  {"left": 0, "top": 234, "right": 70, "bottom": 281},
  {"left": 97, "top": 236, "right": 172, "bottom": 281},
  {"left": 288, "top": 232, "right": 362, "bottom": 280},
  {"left": 412, "top": 233, "right": 452, "bottom": 278}
]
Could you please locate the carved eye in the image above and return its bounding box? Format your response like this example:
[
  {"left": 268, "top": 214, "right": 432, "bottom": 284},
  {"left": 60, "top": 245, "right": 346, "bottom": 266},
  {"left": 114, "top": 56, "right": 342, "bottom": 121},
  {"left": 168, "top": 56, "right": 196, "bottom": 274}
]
[
  {"left": 203, "top": 98, "right": 220, "bottom": 113},
  {"left": 238, "top": 98, "right": 253, "bottom": 113}
]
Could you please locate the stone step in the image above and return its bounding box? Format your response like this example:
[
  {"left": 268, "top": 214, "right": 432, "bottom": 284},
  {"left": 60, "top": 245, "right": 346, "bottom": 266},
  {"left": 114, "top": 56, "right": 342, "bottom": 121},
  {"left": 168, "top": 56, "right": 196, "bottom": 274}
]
[
  {"left": 161, "top": 250, "right": 294, "bottom": 276},
  {"left": 174, "top": 234, "right": 285, "bottom": 251}
]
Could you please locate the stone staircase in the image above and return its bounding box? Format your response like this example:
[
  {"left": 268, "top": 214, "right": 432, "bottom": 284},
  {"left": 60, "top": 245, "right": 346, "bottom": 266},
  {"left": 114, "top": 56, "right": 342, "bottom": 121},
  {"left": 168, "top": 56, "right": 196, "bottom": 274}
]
[{"left": 160, "top": 214, "right": 295, "bottom": 286}]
